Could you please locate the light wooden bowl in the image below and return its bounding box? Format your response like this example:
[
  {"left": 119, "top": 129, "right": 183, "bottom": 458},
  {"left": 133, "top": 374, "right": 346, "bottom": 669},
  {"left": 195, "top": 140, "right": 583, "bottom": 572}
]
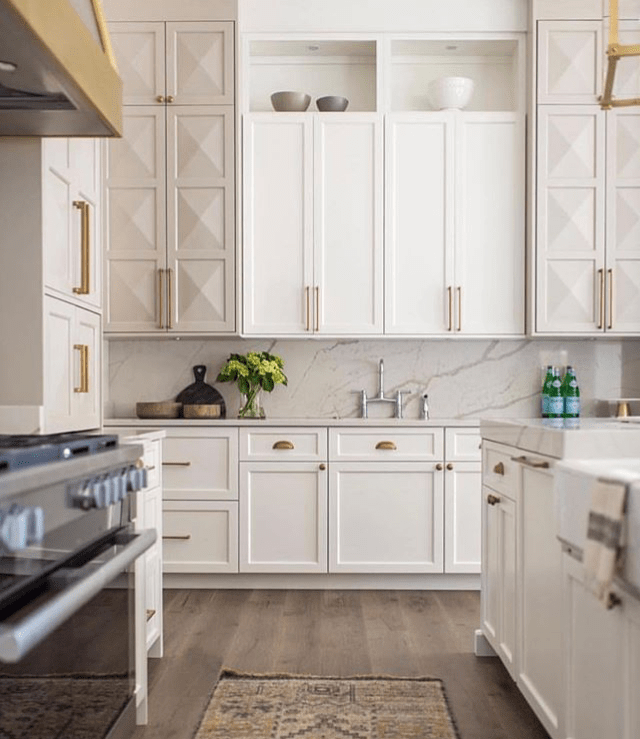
[
  {"left": 136, "top": 401, "right": 182, "bottom": 419},
  {"left": 183, "top": 404, "right": 222, "bottom": 419}
]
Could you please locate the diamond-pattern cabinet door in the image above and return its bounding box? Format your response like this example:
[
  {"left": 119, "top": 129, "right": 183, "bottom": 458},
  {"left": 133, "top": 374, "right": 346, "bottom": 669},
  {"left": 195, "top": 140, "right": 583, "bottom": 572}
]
[
  {"left": 166, "top": 22, "right": 234, "bottom": 105},
  {"left": 538, "top": 21, "right": 602, "bottom": 104},
  {"left": 166, "top": 107, "right": 235, "bottom": 332},
  {"left": 109, "top": 22, "right": 165, "bottom": 105}
]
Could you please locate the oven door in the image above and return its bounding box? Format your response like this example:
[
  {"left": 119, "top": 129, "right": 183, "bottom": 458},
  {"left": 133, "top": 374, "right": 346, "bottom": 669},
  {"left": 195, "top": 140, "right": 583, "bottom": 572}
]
[{"left": 0, "top": 526, "right": 155, "bottom": 739}]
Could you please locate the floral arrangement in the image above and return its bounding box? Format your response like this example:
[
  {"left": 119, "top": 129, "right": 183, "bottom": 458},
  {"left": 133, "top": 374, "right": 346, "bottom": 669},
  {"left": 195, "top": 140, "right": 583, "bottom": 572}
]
[{"left": 216, "top": 351, "right": 287, "bottom": 418}]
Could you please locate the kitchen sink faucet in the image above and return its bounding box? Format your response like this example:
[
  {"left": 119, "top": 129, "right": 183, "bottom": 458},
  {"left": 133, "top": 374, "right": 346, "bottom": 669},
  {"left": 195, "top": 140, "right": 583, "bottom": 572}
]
[{"left": 353, "top": 359, "right": 409, "bottom": 418}]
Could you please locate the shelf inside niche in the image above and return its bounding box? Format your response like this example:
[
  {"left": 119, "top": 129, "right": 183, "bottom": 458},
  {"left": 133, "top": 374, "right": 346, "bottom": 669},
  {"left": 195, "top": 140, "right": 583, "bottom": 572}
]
[
  {"left": 248, "top": 39, "right": 377, "bottom": 113},
  {"left": 390, "top": 38, "right": 521, "bottom": 112}
]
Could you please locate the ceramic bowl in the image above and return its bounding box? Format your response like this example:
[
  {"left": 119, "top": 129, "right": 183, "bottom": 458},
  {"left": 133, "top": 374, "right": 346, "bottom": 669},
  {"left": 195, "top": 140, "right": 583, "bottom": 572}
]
[
  {"left": 270, "top": 91, "right": 311, "bottom": 112},
  {"left": 427, "top": 76, "right": 474, "bottom": 110},
  {"left": 316, "top": 95, "right": 349, "bottom": 112}
]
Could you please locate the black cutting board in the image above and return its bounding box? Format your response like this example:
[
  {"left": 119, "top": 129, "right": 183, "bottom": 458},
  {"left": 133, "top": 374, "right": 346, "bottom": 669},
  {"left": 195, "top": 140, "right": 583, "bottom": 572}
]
[{"left": 175, "top": 365, "right": 226, "bottom": 417}]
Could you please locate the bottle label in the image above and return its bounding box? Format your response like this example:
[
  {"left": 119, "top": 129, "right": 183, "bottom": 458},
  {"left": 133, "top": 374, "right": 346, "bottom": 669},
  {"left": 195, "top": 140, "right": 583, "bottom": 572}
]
[
  {"left": 548, "top": 397, "right": 564, "bottom": 416},
  {"left": 552, "top": 379, "right": 561, "bottom": 389},
  {"left": 564, "top": 398, "right": 580, "bottom": 416}
]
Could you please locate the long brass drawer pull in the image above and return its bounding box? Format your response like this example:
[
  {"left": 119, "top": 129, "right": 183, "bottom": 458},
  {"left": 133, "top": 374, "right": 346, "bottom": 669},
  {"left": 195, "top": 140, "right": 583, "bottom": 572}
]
[
  {"left": 447, "top": 286, "right": 453, "bottom": 331},
  {"left": 305, "top": 286, "right": 310, "bottom": 331},
  {"left": 167, "top": 268, "right": 174, "bottom": 329},
  {"left": 608, "top": 268, "right": 614, "bottom": 330},
  {"left": 375, "top": 441, "right": 397, "bottom": 450},
  {"left": 162, "top": 534, "right": 192, "bottom": 540},
  {"left": 158, "top": 269, "right": 165, "bottom": 329},
  {"left": 457, "top": 286, "right": 462, "bottom": 331},
  {"left": 315, "top": 286, "right": 320, "bottom": 332},
  {"left": 272, "top": 440, "right": 294, "bottom": 450},
  {"left": 72, "top": 200, "right": 90, "bottom": 295},
  {"left": 162, "top": 461, "right": 192, "bottom": 467},
  {"left": 487, "top": 493, "right": 501, "bottom": 506},
  {"left": 146, "top": 609, "right": 156, "bottom": 621},
  {"left": 146, "top": 466, "right": 156, "bottom": 471},
  {"left": 511, "top": 455, "right": 550, "bottom": 470},
  {"left": 73, "top": 344, "right": 89, "bottom": 393},
  {"left": 597, "top": 268, "right": 605, "bottom": 329},
  {"left": 493, "top": 462, "right": 505, "bottom": 475}
]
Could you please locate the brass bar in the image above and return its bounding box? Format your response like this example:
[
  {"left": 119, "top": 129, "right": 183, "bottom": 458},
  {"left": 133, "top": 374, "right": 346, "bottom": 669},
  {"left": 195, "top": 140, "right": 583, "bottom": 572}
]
[
  {"left": 305, "top": 287, "right": 310, "bottom": 331},
  {"left": 272, "top": 440, "right": 294, "bottom": 450},
  {"left": 73, "top": 344, "right": 83, "bottom": 393},
  {"left": 447, "top": 286, "right": 453, "bottom": 331},
  {"left": 615, "top": 44, "right": 640, "bottom": 57},
  {"left": 158, "top": 269, "right": 165, "bottom": 329},
  {"left": 608, "top": 269, "right": 614, "bottom": 330},
  {"left": 600, "top": 54, "right": 619, "bottom": 108},
  {"left": 457, "top": 286, "right": 462, "bottom": 331},
  {"left": 167, "top": 268, "right": 174, "bottom": 329},
  {"left": 607, "top": 96, "right": 640, "bottom": 108},
  {"left": 597, "top": 269, "right": 605, "bottom": 329},
  {"left": 315, "top": 286, "right": 319, "bottom": 332},
  {"left": 511, "top": 455, "right": 550, "bottom": 470},
  {"left": 611, "top": 0, "right": 619, "bottom": 45},
  {"left": 82, "top": 345, "right": 89, "bottom": 393},
  {"left": 375, "top": 441, "right": 397, "bottom": 450},
  {"left": 162, "top": 534, "right": 192, "bottom": 540},
  {"left": 72, "top": 201, "right": 90, "bottom": 295},
  {"left": 162, "top": 461, "right": 192, "bottom": 467}
]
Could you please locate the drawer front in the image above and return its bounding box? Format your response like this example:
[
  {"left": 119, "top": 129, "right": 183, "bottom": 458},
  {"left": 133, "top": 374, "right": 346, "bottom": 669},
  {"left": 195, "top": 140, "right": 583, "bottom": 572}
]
[
  {"left": 445, "top": 427, "right": 481, "bottom": 462},
  {"left": 240, "top": 427, "right": 327, "bottom": 461},
  {"left": 162, "top": 501, "right": 238, "bottom": 573},
  {"left": 483, "top": 441, "right": 518, "bottom": 497},
  {"left": 163, "top": 429, "right": 238, "bottom": 500},
  {"left": 143, "top": 439, "right": 161, "bottom": 490},
  {"left": 329, "top": 428, "right": 444, "bottom": 461}
]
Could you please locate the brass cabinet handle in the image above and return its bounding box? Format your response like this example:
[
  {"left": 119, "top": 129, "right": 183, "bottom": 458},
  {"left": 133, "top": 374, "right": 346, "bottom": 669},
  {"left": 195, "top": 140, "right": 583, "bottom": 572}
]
[
  {"left": 375, "top": 441, "right": 397, "bottom": 450},
  {"left": 156, "top": 95, "right": 165, "bottom": 103},
  {"left": 511, "top": 455, "right": 550, "bottom": 470},
  {"left": 305, "top": 287, "right": 310, "bottom": 331},
  {"left": 597, "top": 268, "right": 605, "bottom": 329},
  {"left": 319, "top": 463, "right": 326, "bottom": 470},
  {"left": 166, "top": 95, "right": 175, "bottom": 103},
  {"left": 146, "top": 609, "right": 156, "bottom": 621},
  {"left": 72, "top": 200, "right": 90, "bottom": 295},
  {"left": 146, "top": 466, "right": 156, "bottom": 471},
  {"left": 608, "top": 268, "right": 614, "bottom": 330},
  {"left": 493, "top": 462, "right": 505, "bottom": 475},
  {"left": 435, "top": 463, "right": 443, "bottom": 470},
  {"left": 162, "top": 461, "right": 192, "bottom": 467},
  {"left": 447, "top": 286, "right": 453, "bottom": 331},
  {"left": 457, "top": 286, "right": 462, "bottom": 331},
  {"left": 446, "top": 463, "right": 454, "bottom": 471},
  {"left": 158, "top": 269, "right": 165, "bottom": 329},
  {"left": 315, "top": 286, "right": 320, "bottom": 331},
  {"left": 162, "top": 534, "right": 191, "bottom": 540},
  {"left": 73, "top": 344, "right": 89, "bottom": 393},
  {"left": 487, "top": 493, "right": 501, "bottom": 506},
  {"left": 167, "top": 268, "right": 174, "bottom": 329},
  {"left": 273, "top": 440, "right": 294, "bottom": 450}
]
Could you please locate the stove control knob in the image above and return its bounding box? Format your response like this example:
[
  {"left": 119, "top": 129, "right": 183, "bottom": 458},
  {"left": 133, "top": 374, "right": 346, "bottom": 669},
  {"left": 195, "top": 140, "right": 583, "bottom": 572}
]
[
  {"left": 71, "top": 482, "right": 95, "bottom": 510},
  {"left": 0, "top": 505, "right": 30, "bottom": 552},
  {"left": 26, "top": 506, "right": 45, "bottom": 545}
]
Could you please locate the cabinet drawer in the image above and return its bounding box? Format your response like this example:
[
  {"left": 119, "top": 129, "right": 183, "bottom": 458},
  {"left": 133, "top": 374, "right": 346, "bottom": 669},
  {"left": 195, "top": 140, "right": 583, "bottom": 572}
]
[
  {"left": 240, "top": 427, "right": 327, "bottom": 461},
  {"left": 445, "top": 427, "right": 481, "bottom": 461},
  {"left": 163, "top": 429, "right": 238, "bottom": 500},
  {"left": 330, "top": 428, "right": 443, "bottom": 461},
  {"left": 483, "top": 441, "right": 518, "bottom": 497},
  {"left": 162, "top": 501, "right": 238, "bottom": 573}
]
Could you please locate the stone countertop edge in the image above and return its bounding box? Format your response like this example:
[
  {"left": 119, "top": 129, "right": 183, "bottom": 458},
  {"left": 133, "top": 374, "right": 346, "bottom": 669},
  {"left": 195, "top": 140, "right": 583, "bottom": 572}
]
[
  {"left": 104, "top": 417, "right": 480, "bottom": 428},
  {"left": 107, "top": 428, "right": 167, "bottom": 442}
]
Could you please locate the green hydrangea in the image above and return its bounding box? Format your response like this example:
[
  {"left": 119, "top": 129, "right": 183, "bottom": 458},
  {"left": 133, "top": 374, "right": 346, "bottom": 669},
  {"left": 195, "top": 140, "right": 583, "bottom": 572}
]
[{"left": 216, "top": 351, "right": 288, "bottom": 396}]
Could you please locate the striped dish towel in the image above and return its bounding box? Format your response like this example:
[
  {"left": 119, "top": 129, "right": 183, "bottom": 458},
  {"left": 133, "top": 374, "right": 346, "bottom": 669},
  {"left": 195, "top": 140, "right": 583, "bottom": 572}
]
[{"left": 583, "top": 477, "right": 628, "bottom": 607}]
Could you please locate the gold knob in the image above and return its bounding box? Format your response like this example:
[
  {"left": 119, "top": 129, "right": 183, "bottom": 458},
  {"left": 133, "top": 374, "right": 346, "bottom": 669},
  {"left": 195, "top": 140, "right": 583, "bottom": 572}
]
[
  {"left": 435, "top": 463, "right": 443, "bottom": 471},
  {"left": 446, "top": 463, "right": 453, "bottom": 471},
  {"left": 273, "top": 440, "right": 294, "bottom": 450},
  {"left": 493, "top": 462, "right": 505, "bottom": 475},
  {"left": 156, "top": 95, "right": 165, "bottom": 103},
  {"left": 166, "top": 95, "right": 174, "bottom": 103},
  {"left": 375, "top": 441, "right": 397, "bottom": 451},
  {"left": 135, "top": 458, "right": 145, "bottom": 469},
  {"left": 319, "top": 463, "right": 326, "bottom": 471},
  {"left": 487, "top": 493, "right": 501, "bottom": 506}
]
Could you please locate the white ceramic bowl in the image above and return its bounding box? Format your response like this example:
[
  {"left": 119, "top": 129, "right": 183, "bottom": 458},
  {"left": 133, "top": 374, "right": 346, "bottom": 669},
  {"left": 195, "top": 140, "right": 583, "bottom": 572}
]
[
  {"left": 427, "top": 76, "right": 474, "bottom": 110},
  {"left": 270, "top": 91, "right": 311, "bottom": 112}
]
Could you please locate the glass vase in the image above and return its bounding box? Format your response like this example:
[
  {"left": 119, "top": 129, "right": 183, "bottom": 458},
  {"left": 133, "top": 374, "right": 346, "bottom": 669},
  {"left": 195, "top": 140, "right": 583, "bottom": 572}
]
[{"left": 238, "top": 387, "right": 265, "bottom": 419}]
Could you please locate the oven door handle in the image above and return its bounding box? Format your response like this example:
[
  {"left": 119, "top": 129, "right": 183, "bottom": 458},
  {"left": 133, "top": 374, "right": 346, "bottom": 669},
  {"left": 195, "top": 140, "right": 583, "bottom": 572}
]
[{"left": 0, "top": 528, "right": 156, "bottom": 664}]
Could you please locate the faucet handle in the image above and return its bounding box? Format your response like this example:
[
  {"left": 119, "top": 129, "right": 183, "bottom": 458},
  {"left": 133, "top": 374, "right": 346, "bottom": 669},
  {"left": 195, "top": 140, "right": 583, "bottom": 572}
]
[
  {"left": 351, "top": 389, "right": 368, "bottom": 419},
  {"left": 395, "top": 390, "right": 410, "bottom": 419}
]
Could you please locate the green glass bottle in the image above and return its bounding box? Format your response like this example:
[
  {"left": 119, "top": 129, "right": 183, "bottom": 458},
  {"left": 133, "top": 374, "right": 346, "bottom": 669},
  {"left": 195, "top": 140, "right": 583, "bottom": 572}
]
[
  {"left": 547, "top": 368, "right": 563, "bottom": 419},
  {"left": 561, "top": 366, "right": 580, "bottom": 418},
  {"left": 541, "top": 365, "right": 554, "bottom": 418}
]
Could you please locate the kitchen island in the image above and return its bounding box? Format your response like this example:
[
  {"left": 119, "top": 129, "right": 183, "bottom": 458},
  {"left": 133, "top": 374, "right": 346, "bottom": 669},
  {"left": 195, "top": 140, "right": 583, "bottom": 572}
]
[{"left": 478, "top": 418, "right": 640, "bottom": 739}]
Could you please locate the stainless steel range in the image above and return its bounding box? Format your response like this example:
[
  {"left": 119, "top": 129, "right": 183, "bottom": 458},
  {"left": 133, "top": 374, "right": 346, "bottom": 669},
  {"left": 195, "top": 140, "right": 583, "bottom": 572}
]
[{"left": 0, "top": 432, "right": 155, "bottom": 739}]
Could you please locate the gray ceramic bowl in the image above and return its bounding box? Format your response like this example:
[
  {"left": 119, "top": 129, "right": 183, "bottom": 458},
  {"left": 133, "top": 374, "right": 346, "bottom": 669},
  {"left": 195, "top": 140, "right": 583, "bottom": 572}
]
[
  {"left": 270, "top": 91, "right": 311, "bottom": 112},
  {"left": 316, "top": 95, "right": 349, "bottom": 112}
]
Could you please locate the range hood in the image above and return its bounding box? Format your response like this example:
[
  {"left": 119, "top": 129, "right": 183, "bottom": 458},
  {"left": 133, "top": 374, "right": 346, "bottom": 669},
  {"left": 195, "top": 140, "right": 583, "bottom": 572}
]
[{"left": 0, "top": 0, "right": 122, "bottom": 136}]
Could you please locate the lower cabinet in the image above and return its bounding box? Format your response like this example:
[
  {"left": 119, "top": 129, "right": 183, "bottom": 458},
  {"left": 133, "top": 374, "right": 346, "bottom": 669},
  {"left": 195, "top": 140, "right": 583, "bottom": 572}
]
[{"left": 444, "top": 462, "right": 482, "bottom": 574}]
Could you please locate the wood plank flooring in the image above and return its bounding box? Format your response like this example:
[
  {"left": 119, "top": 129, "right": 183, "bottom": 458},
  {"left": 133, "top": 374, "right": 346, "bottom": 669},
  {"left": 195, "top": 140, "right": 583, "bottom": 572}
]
[{"left": 134, "top": 590, "right": 549, "bottom": 739}]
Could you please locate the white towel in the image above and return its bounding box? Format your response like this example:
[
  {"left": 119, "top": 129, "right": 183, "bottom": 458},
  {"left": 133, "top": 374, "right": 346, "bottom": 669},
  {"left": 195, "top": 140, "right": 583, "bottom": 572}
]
[{"left": 583, "top": 477, "right": 628, "bottom": 606}]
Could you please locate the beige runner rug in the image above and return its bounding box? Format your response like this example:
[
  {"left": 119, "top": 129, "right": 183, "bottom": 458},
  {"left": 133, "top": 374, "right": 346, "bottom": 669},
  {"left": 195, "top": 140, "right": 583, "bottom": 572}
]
[{"left": 194, "top": 669, "right": 460, "bottom": 739}]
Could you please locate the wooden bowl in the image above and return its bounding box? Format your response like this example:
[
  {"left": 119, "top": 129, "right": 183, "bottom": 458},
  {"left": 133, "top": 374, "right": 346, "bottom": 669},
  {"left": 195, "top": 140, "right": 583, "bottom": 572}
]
[
  {"left": 136, "top": 401, "right": 182, "bottom": 419},
  {"left": 183, "top": 404, "right": 222, "bottom": 419}
]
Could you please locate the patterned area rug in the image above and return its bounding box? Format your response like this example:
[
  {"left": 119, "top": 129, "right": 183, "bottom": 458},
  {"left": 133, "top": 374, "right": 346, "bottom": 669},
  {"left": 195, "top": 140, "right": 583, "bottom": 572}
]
[{"left": 194, "top": 670, "right": 460, "bottom": 739}]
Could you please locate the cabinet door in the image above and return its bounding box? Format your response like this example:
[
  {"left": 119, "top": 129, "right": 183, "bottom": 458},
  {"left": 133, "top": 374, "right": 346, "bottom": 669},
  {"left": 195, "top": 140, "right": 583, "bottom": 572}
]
[
  {"left": 243, "top": 115, "right": 314, "bottom": 334},
  {"left": 329, "top": 462, "right": 444, "bottom": 573},
  {"left": 444, "top": 462, "right": 481, "bottom": 573},
  {"left": 240, "top": 462, "right": 328, "bottom": 573},
  {"left": 455, "top": 114, "right": 524, "bottom": 335},
  {"left": 537, "top": 20, "right": 603, "bottom": 104},
  {"left": 606, "top": 108, "right": 640, "bottom": 333},
  {"left": 536, "top": 106, "right": 606, "bottom": 333},
  {"left": 72, "top": 307, "right": 101, "bottom": 430},
  {"left": 385, "top": 114, "right": 454, "bottom": 334},
  {"left": 166, "top": 106, "right": 235, "bottom": 332},
  {"left": 314, "top": 115, "right": 383, "bottom": 334},
  {"left": 166, "top": 22, "right": 234, "bottom": 105},
  {"left": 104, "top": 107, "right": 167, "bottom": 332},
  {"left": 109, "top": 22, "right": 165, "bottom": 105}
]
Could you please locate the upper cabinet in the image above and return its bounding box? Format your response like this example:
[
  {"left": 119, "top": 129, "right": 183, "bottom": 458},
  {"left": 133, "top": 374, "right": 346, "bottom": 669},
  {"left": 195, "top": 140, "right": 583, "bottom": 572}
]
[{"left": 104, "top": 21, "right": 236, "bottom": 335}]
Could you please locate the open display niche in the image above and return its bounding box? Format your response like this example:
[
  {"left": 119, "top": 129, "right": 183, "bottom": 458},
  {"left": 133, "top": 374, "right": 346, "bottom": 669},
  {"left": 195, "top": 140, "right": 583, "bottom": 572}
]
[
  {"left": 245, "top": 38, "right": 378, "bottom": 112},
  {"left": 389, "top": 37, "right": 524, "bottom": 112}
]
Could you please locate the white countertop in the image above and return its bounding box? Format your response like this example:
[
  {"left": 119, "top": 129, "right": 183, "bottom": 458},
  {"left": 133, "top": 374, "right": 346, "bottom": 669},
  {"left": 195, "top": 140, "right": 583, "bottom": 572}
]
[
  {"left": 480, "top": 417, "right": 640, "bottom": 459},
  {"left": 105, "top": 417, "right": 479, "bottom": 428}
]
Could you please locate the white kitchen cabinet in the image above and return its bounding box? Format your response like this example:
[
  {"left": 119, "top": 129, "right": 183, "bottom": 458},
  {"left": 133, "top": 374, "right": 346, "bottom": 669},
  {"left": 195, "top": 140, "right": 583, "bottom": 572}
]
[
  {"left": 385, "top": 112, "right": 524, "bottom": 335},
  {"left": 105, "top": 21, "right": 235, "bottom": 334},
  {"left": 444, "top": 462, "right": 482, "bottom": 574},
  {"left": 243, "top": 113, "right": 383, "bottom": 336},
  {"left": 44, "top": 297, "right": 101, "bottom": 433}
]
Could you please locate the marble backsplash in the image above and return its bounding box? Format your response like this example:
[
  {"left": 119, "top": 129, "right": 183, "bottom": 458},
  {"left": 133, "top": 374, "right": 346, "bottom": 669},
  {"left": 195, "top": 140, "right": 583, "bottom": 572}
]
[{"left": 105, "top": 337, "right": 628, "bottom": 421}]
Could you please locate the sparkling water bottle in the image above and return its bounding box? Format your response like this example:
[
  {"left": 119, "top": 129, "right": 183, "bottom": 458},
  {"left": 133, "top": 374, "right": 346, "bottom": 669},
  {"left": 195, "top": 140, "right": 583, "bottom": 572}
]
[
  {"left": 547, "top": 368, "right": 563, "bottom": 419},
  {"left": 541, "top": 365, "right": 554, "bottom": 418},
  {"left": 561, "top": 366, "right": 580, "bottom": 418}
]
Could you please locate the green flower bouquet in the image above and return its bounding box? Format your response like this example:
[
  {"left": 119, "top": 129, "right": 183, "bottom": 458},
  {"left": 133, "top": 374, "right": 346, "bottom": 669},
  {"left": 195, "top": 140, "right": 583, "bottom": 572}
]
[{"left": 216, "top": 351, "right": 288, "bottom": 419}]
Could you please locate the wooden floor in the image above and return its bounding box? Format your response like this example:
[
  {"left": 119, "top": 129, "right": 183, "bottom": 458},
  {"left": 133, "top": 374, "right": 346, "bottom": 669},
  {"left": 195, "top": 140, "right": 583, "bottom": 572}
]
[{"left": 134, "top": 590, "right": 549, "bottom": 739}]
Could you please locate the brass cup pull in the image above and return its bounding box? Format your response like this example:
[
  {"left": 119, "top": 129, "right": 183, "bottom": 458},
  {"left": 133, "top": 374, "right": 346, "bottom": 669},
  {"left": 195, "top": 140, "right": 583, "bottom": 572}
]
[
  {"left": 273, "top": 440, "right": 294, "bottom": 450},
  {"left": 146, "top": 609, "right": 156, "bottom": 621},
  {"left": 487, "top": 493, "right": 501, "bottom": 506},
  {"left": 162, "top": 461, "right": 192, "bottom": 467},
  {"left": 435, "top": 463, "right": 443, "bottom": 471},
  {"left": 446, "top": 463, "right": 453, "bottom": 471},
  {"left": 73, "top": 344, "right": 89, "bottom": 393},
  {"left": 493, "top": 462, "right": 505, "bottom": 475},
  {"left": 375, "top": 441, "right": 397, "bottom": 451},
  {"left": 156, "top": 95, "right": 165, "bottom": 103},
  {"left": 72, "top": 200, "right": 90, "bottom": 295},
  {"left": 162, "top": 534, "right": 192, "bottom": 540},
  {"left": 511, "top": 455, "right": 550, "bottom": 470}
]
